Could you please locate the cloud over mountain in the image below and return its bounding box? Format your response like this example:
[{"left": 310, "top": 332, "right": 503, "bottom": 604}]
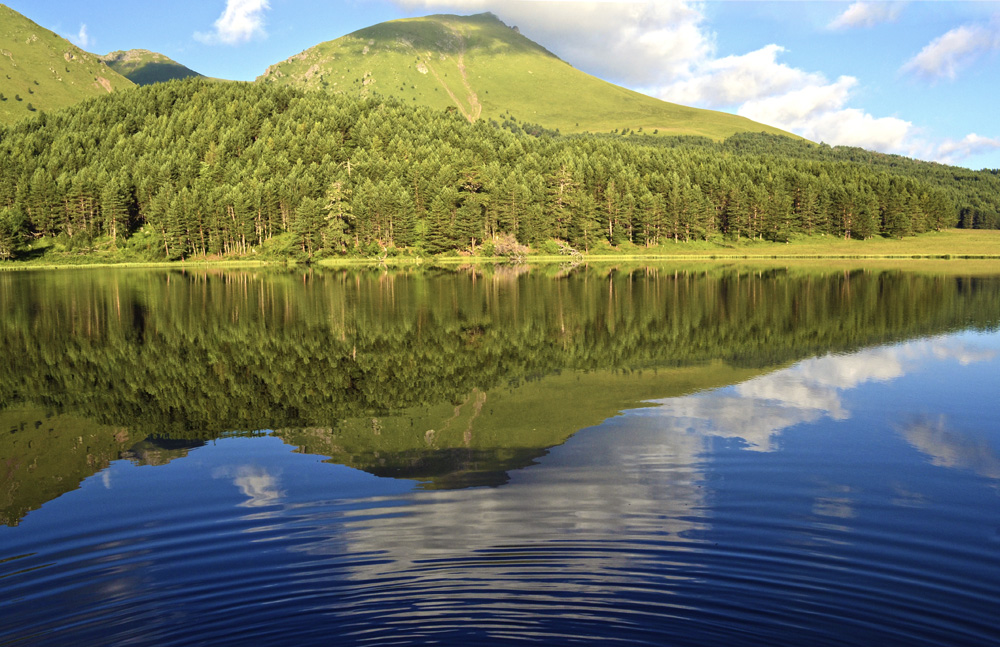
[
  {"left": 935, "top": 134, "right": 1000, "bottom": 165},
  {"left": 655, "top": 42, "right": 914, "bottom": 155},
  {"left": 69, "top": 23, "right": 92, "bottom": 49},
  {"left": 195, "top": 0, "right": 270, "bottom": 45}
]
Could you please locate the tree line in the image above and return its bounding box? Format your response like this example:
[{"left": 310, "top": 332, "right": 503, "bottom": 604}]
[{"left": 0, "top": 79, "right": 992, "bottom": 261}]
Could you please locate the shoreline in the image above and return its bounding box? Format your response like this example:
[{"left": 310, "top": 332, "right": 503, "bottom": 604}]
[
  {"left": 2, "top": 230, "right": 998, "bottom": 272},
  {"left": 3, "top": 256, "right": 999, "bottom": 277}
]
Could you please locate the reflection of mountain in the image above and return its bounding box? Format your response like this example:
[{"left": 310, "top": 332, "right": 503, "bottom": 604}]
[
  {"left": 122, "top": 437, "right": 205, "bottom": 467},
  {"left": 275, "top": 362, "right": 763, "bottom": 488},
  {"left": 1, "top": 267, "right": 999, "bottom": 523},
  {"left": 0, "top": 362, "right": 758, "bottom": 525},
  {"left": 0, "top": 406, "right": 213, "bottom": 526},
  {"left": 0, "top": 408, "right": 137, "bottom": 526}
]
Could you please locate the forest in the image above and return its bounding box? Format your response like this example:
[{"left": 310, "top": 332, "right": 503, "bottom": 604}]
[{"left": 0, "top": 79, "right": 997, "bottom": 261}]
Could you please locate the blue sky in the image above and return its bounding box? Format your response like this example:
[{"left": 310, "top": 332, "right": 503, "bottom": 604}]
[{"left": 8, "top": 0, "right": 1000, "bottom": 169}]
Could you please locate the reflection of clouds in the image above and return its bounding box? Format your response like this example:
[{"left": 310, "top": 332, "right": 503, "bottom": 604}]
[
  {"left": 811, "top": 483, "right": 856, "bottom": 521},
  {"left": 648, "top": 394, "right": 823, "bottom": 451},
  {"left": 275, "top": 333, "right": 1000, "bottom": 637},
  {"left": 298, "top": 418, "right": 710, "bottom": 591},
  {"left": 931, "top": 343, "right": 998, "bottom": 366},
  {"left": 648, "top": 337, "right": 995, "bottom": 452},
  {"left": 794, "top": 349, "right": 904, "bottom": 389},
  {"left": 900, "top": 416, "right": 1000, "bottom": 480},
  {"left": 102, "top": 470, "right": 112, "bottom": 490},
  {"left": 213, "top": 465, "right": 284, "bottom": 507},
  {"left": 813, "top": 497, "right": 855, "bottom": 519},
  {"left": 890, "top": 483, "right": 929, "bottom": 509}
]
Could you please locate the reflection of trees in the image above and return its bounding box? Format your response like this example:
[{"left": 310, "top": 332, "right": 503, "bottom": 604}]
[{"left": 1, "top": 267, "right": 997, "bottom": 436}]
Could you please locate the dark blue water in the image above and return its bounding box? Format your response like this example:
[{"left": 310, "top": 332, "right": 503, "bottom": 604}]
[{"left": 2, "top": 268, "right": 999, "bottom": 646}]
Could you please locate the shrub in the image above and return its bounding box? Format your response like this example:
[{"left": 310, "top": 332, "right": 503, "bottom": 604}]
[{"left": 492, "top": 233, "right": 528, "bottom": 262}]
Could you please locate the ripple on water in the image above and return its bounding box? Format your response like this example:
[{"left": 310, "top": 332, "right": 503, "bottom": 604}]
[{"left": 3, "top": 428, "right": 1000, "bottom": 647}]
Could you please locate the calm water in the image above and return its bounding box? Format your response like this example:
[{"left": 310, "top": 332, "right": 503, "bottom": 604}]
[{"left": 2, "top": 265, "right": 999, "bottom": 646}]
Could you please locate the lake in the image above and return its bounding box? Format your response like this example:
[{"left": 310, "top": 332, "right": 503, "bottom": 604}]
[{"left": 2, "top": 264, "right": 999, "bottom": 646}]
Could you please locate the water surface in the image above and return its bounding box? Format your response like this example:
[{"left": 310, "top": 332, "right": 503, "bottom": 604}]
[{"left": 2, "top": 266, "right": 999, "bottom": 646}]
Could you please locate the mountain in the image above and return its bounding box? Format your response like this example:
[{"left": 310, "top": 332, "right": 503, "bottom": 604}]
[
  {"left": 0, "top": 4, "right": 133, "bottom": 124},
  {"left": 258, "top": 12, "right": 795, "bottom": 141},
  {"left": 99, "top": 49, "right": 203, "bottom": 86}
]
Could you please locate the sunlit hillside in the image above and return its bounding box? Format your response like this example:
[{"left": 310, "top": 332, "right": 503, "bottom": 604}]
[
  {"left": 258, "top": 12, "right": 796, "bottom": 140},
  {"left": 0, "top": 4, "right": 133, "bottom": 124}
]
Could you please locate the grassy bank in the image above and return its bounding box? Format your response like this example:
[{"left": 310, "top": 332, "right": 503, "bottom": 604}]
[
  {"left": 523, "top": 229, "right": 1000, "bottom": 260},
  {"left": 3, "top": 229, "right": 997, "bottom": 272}
]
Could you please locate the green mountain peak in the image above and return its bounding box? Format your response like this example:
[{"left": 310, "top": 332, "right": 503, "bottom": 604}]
[
  {"left": 257, "top": 12, "right": 795, "bottom": 140},
  {"left": 99, "top": 48, "right": 203, "bottom": 86}
]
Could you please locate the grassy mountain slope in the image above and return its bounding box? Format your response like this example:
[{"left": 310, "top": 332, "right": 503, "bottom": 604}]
[
  {"left": 0, "top": 4, "right": 133, "bottom": 124},
  {"left": 99, "top": 49, "right": 203, "bottom": 86},
  {"left": 258, "top": 12, "right": 795, "bottom": 140}
]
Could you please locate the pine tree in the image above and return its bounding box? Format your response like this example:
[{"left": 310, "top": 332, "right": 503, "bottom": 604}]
[
  {"left": 101, "top": 176, "right": 132, "bottom": 244},
  {"left": 545, "top": 164, "right": 576, "bottom": 241},
  {"left": 0, "top": 206, "right": 27, "bottom": 260},
  {"left": 570, "top": 190, "right": 601, "bottom": 252},
  {"left": 293, "top": 196, "right": 324, "bottom": 258},
  {"left": 323, "top": 179, "right": 354, "bottom": 252},
  {"left": 425, "top": 187, "right": 458, "bottom": 253}
]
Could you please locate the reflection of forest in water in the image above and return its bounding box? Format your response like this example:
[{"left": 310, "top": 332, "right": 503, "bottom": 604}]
[{"left": 2, "top": 265, "right": 999, "bottom": 524}]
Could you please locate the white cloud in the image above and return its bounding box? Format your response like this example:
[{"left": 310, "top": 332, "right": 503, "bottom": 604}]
[
  {"left": 739, "top": 89, "right": 915, "bottom": 152},
  {"left": 394, "top": 0, "right": 711, "bottom": 84},
  {"left": 69, "top": 23, "right": 92, "bottom": 49},
  {"left": 916, "top": 133, "right": 1000, "bottom": 166},
  {"left": 195, "top": 0, "right": 270, "bottom": 45},
  {"left": 828, "top": 1, "right": 903, "bottom": 30},
  {"left": 658, "top": 44, "right": 917, "bottom": 154},
  {"left": 902, "top": 22, "right": 1000, "bottom": 81},
  {"left": 661, "top": 44, "right": 826, "bottom": 107}
]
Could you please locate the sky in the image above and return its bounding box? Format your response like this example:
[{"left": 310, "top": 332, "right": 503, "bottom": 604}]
[{"left": 8, "top": 0, "right": 1000, "bottom": 169}]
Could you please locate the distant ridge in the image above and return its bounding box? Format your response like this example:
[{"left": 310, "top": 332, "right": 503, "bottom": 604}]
[
  {"left": 100, "top": 49, "right": 203, "bottom": 86},
  {"left": 258, "top": 12, "right": 797, "bottom": 141},
  {"left": 0, "top": 4, "right": 133, "bottom": 124}
]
